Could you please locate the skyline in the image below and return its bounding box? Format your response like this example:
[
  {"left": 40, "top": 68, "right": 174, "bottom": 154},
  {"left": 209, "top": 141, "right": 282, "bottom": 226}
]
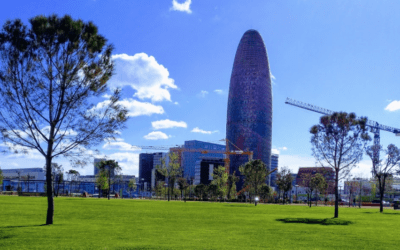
[{"left": 1, "top": 0, "right": 400, "bottom": 179}]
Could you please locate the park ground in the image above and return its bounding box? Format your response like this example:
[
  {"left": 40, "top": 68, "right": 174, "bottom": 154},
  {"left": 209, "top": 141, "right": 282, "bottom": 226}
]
[{"left": 0, "top": 196, "right": 399, "bottom": 249}]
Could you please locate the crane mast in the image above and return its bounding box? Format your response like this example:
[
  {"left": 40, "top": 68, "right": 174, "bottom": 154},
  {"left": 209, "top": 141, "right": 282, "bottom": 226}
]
[{"left": 285, "top": 97, "right": 400, "bottom": 166}]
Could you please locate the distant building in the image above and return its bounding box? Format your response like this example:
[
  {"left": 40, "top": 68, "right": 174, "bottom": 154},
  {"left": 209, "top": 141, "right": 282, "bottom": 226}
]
[
  {"left": 195, "top": 157, "right": 225, "bottom": 185},
  {"left": 1, "top": 168, "right": 45, "bottom": 181},
  {"left": 182, "top": 140, "right": 225, "bottom": 180},
  {"left": 139, "top": 153, "right": 154, "bottom": 186},
  {"left": 94, "top": 158, "right": 106, "bottom": 176},
  {"left": 296, "top": 167, "right": 335, "bottom": 194},
  {"left": 270, "top": 154, "right": 278, "bottom": 187}
]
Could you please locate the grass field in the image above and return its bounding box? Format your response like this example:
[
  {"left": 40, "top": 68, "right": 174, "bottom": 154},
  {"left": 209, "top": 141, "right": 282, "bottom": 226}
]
[{"left": 0, "top": 196, "right": 399, "bottom": 249}]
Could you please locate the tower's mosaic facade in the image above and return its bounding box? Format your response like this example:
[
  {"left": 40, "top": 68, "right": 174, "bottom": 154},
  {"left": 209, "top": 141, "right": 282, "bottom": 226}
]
[{"left": 226, "top": 30, "right": 273, "bottom": 190}]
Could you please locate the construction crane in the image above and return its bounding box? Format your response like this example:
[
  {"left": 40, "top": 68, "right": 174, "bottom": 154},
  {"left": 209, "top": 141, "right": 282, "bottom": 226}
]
[
  {"left": 132, "top": 139, "right": 253, "bottom": 174},
  {"left": 285, "top": 97, "right": 400, "bottom": 165}
]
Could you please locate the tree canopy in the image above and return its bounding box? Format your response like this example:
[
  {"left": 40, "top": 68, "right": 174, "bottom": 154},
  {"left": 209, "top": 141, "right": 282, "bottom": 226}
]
[
  {"left": 0, "top": 15, "right": 128, "bottom": 224},
  {"left": 310, "top": 112, "right": 370, "bottom": 218}
]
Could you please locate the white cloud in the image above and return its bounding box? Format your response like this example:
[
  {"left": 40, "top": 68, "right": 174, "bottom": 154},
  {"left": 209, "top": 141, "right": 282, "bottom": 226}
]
[
  {"left": 170, "top": 0, "right": 192, "bottom": 14},
  {"left": 102, "top": 94, "right": 112, "bottom": 99},
  {"left": 214, "top": 89, "right": 224, "bottom": 94},
  {"left": 151, "top": 119, "right": 187, "bottom": 130},
  {"left": 198, "top": 90, "right": 208, "bottom": 98},
  {"left": 270, "top": 73, "right": 276, "bottom": 85},
  {"left": 191, "top": 127, "right": 218, "bottom": 134},
  {"left": 92, "top": 99, "right": 164, "bottom": 117},
  {"left": 143, "top": 131, "right": 170, "bottom": 140},
  {"left": 107, "top": 152, "right": 139, "bottom": 176},
  {"left": 385, "top": 100, "right": 400, "bottom": 112},
  {"left": 103, "top": 141, "right": 141, "bottom": 152},
  {"left": 111, "top": 53, "right": 177, "bottom": 102},
  {"left": 272, "top": 148, "right": 280, "bottom": 155},
  {"left": 174, "top": 102, "right": 179, "bottom": 105}
]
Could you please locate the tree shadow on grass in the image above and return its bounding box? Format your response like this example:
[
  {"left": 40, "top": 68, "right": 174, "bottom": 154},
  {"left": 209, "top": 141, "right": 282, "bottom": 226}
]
[
  {"left": 223, "top": 204, "right": 253, "bottom": 208},
  {"left": 276, "top": 218, "right": 352, "bottom": 226},
  {"left": 382, "top": 213, "right": 400, "bottom": 215}
]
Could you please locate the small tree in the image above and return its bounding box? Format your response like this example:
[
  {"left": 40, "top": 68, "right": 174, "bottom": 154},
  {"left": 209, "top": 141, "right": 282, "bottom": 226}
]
[
  {"left": 0, "top": 167, "right": 3, "bottom": 189},
  {"left": 156, "top": 152, "right": 182, "bottom": 201},
  {"left": 311, "top": 173, "right": 327, "bottom": 206},
  {"left": 194, "top": 184, "right": 206, "bottom": 200},
  {"left": 300, "top": 173, "right": 314, "bottom": 207},
  {"left": 310, "top": 112, "right": 370, "bottom": 218},
  {"left": 239, "top": 159, "right": 271, "bottom": 202},
  {"left": 211, "top": 166, "right": 228, "bottom": 201},
  {"left": 66, "top": 169, "right": 79, "bottom": 195},
  {"left": 259, "top": 184, "right": 272, "bottom": 202},
  {"left": 275, "top": 167, "right": 293, "bottom": 204},
  {"left": 96, "top": 170, "right": 108, "bottom": 198},
  {"left": 0, "top": 15, "right": 128, "bottom": 225},
  {"left": 345, "top": 179, "right": 360, "bottom": 207},
  {"left": 177, "top": 177, "right": 188, "bottom": 201},
  {"left": 128, "top": 178, "right": 137, "bottom": 198},
  {"left": 95, "top": 159, "right": 121, "bottom": 200},
  {"left": 366, "top": 144, "right": 400, "bottom": 213},
  {"left": 227, "top": 171, "right": 239, "bottom": 200}
]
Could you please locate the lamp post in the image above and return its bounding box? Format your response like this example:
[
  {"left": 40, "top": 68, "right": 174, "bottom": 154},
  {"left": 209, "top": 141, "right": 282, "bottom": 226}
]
[
  {"left": 295, "top": 185, "right": 299, "bottom": 203},
  {"left": 164, "top": 183, "right": 168, "bottom": 200},
  {"left": 255, "top": 196, "right": 259, "bottom": 206},
  {"left": 141, "top": 178, "right": 144, "bottom": 199}
]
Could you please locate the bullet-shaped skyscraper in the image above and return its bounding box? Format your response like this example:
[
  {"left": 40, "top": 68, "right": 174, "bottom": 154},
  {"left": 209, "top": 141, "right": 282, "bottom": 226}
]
[{"left": 226, "top": 30, "right": 273, "bottom": 189}]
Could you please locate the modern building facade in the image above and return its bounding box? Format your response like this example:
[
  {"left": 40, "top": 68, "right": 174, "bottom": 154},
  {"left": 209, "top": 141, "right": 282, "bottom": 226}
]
[
  {"left": 182, "top": 140, "right": 225, "bottom": 180},
  {"left": 195, "top": 157, "right": 225, "bottom": 185},
  {"left": 270, "top": 154, "right": 279, "bottom": 187},
  {"left": 296, "top": 167, "right": 335, "bottom": 194},
  {"left": 139, "top": 153, "right": 154, "bottom": 186},
  {"left": 1, "top": 168, "right": 45, "bottom": 180},
  {"left": 226, "top": 29, "right": 273, "bottom": 191}
]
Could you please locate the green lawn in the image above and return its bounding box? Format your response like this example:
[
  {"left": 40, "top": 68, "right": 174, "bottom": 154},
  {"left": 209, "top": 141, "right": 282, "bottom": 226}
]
[{"left": 0, "top": 196, "right": 399, "bottom": 249}]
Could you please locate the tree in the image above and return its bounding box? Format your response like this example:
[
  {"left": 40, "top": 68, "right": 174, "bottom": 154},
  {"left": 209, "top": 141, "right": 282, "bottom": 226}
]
[
  {"left": 177, "top": 177, "right": 188, "bottom": 201},
  {"left": 275, "top": 167, "right": 293, "bottom": 204},
  {"left": 96, "top": 170, "right": 108, "bottom": 198},
  {"left": 194, "top": 184, "right": 206, "bottom": 200},
  {"left": 0, "top": 167, "right": 3, "bottom": 189},
  {"left": 310, "top": 112, "right": 370, "bottom": 218},
  {"left": 239, "top": 159, "right": 271, "bottom": 202},
  {"left": 366, "top": 144, "right": 400, "bottom": 212},
  {"left": 300, "top": 173, "right": 314, "bottom": 207},
  {"left": 156, "top": 152, "right": 182, "bottom": 201},
  {"left": 128, "top": 178, "right": 137, "bottom": 198},
  {"left": 0, "top": 15, "right": 128, "bottom": 225},
  {"left": 95, "top": 159, "right": 122, "bottom": 200},
  {"left": 227, "top": 171, "right": 239, "bottom": 200},
  {"left": 211, "top": 166, "right": 228, "bottom": 201},
  {"left": 259, "top": 184, "right": 272, "bottom": 201},
  {"left": 311, "top": 173, "right": 327, "bottom": 206},
  {"left": 65, "top": 169, "right": 79, "bottom": 195}
]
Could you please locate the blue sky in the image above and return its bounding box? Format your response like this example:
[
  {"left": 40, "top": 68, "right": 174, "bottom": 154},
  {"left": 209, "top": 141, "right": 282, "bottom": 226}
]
[{"left": 1, "top": 0, "right": 400, "bottom": 178}]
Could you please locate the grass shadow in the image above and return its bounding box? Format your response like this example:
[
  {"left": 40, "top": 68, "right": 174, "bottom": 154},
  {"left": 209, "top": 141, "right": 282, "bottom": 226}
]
[
  {"left": 276, "top": 218, "right": 352, "bottom": 226},
  {"left": 223, "top": 204, "right": 253, "bottom": 208},
  {"left": 382, "top": 213, "right": 400, "bottom": 216}
]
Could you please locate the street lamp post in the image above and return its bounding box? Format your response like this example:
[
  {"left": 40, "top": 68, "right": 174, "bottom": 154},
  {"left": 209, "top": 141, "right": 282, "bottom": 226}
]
[
  {"left": 295, "top": 185, "right": 299, "bottom": 203},
  {"left": 141, "top": 178, "right": 144, "bottom": 199},
  {"left": 255, "top": 197, "right": 259, "bottom": 206}
]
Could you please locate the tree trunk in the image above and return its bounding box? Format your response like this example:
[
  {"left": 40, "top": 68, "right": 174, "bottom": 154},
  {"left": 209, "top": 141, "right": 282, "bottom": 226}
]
[
  {"left": 108, "top": 169, "right": 111, "bottom": 200},
  {"left": 379, "top": 177, "right": 385, "bottom": 213},
  {"left": 334, "top": 171, "right": 339, "bottom": 218},
  {"left": 45, "top": 156, "right": 54, "bottom": 225}
]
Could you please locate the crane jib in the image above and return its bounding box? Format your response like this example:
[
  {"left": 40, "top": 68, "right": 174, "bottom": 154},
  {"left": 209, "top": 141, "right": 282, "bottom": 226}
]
[{"left": 285, "top": 97, "right": 400, "bottom": 135}]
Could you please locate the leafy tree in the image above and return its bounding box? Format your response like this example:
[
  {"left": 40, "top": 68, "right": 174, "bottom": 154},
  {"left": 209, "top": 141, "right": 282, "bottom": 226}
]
[
  {"left": 177, "top": 177, "right": 188, "bottom": 201},
  {"left": 239, "top": 159, "right": 271, "bottom": 202},
  {"left": 66, "top": 169, "right": 79, "bottom": 195},
  {"left": 366, "top": 144, "right": 400, "bottom": 212},
  {"left": 275, "top": 167, "right": 293, "bottom": 204},
  {"left": 0, "top": 167, "right": 3, "bottom": 188},
  {"left": 0, "top": 15, "right": 127, "bottom": 224},
  {"left": 194, "top": 184, "right": 206, "bottom": 200},
  {"left": 207, "top": 183, "right": 218, "bottom": 200},
  {"left": 156, "top": 152, "right": 182, "bottom": 201},
  {"left": 95, "top": 159, "right": 122, "bottom": 200},
  {"left": 259, "top": 184, "right": 272, "bottom": 201},
  {"left": 300, "top": 173, "right": 314, "bottom": 207},
  {"left": 96, "top": 170, "right": 108, "bottom": 198},
  {"left": 227, "top": 171, "right": 239, "bottom": 200},
  {"left": 211, "top": 166, "right": 228, "bottom": 201},
  {"left": 128, "top": 178, "right": 137, "bottom": 198},
  {"left": 310, "top": 173, "right": 327, "bottom": 206},
  {"left": 310, "top": 112, "right": 370, "bottom": 218}
]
